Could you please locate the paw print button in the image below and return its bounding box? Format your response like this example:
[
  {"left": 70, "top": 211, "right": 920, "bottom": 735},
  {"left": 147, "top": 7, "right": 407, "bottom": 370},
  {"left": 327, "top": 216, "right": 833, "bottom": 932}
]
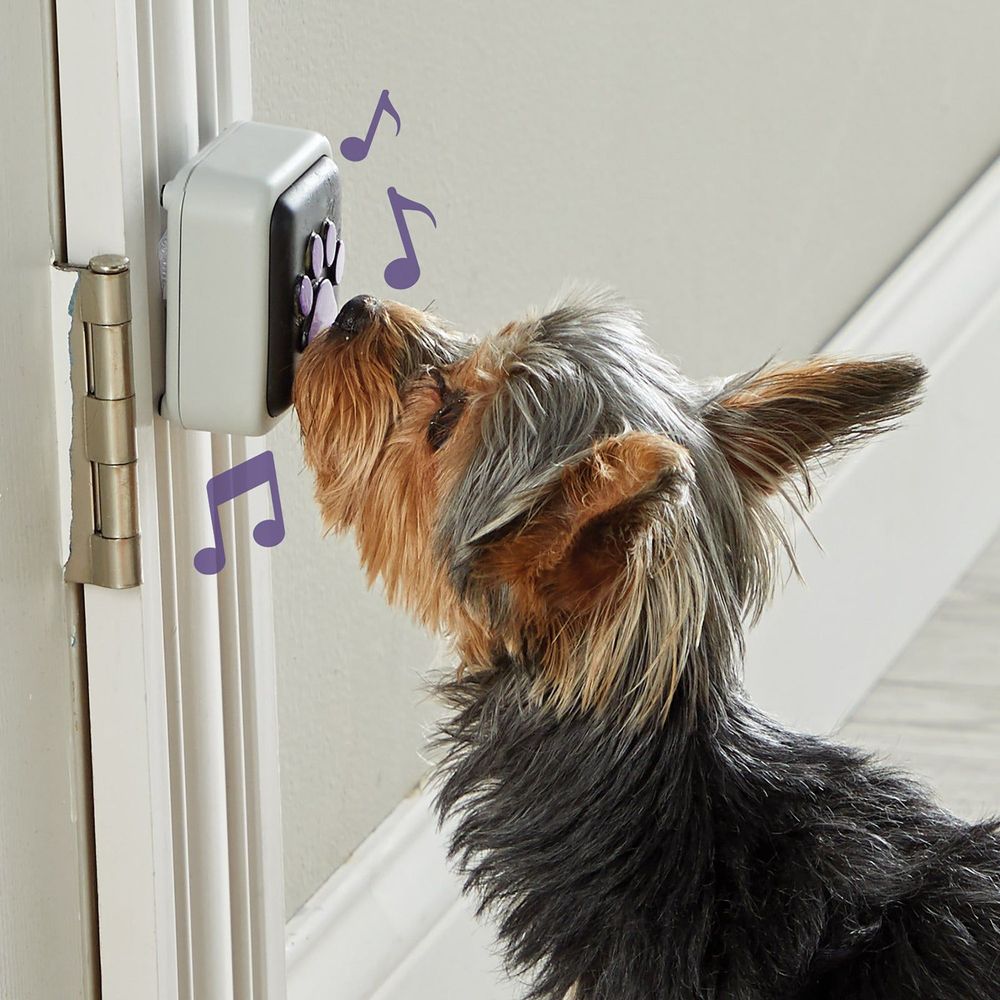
[{"left": 295, "top": 219, "right": 345, "bottom": 349}]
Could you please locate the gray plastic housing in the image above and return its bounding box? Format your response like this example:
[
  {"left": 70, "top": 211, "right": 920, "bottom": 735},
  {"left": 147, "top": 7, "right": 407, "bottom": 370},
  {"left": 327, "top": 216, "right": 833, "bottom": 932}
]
[{"left": 160, "top": 120, "right": 336, "bottom": 436}]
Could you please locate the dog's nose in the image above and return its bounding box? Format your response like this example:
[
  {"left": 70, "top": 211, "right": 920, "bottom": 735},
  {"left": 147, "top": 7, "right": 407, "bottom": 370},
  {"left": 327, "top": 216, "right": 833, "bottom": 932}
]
[{"left": 334, "top": 294, "right": 378, "bottom": 335}]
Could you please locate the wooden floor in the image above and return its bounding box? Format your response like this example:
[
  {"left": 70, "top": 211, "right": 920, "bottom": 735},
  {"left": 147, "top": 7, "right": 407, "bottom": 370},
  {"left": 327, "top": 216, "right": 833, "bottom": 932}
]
[{"left": 838, "top": 530, "right": 1000, "bottom": 821}]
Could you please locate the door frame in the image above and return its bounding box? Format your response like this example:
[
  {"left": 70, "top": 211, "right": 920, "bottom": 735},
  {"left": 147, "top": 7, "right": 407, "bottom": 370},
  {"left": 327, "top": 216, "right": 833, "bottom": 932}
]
[{"left": 52, "top": 2, "right": 286, "bottom": 997}]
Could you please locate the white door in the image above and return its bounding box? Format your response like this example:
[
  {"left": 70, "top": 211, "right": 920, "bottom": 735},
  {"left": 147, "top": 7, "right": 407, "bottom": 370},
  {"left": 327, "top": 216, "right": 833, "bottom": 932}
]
[
  {"left": 49, "top": 1, "right": 286, "bottom": 997},
  {"left": 0, "top": 4, "right": 99, "bottom": 998}
]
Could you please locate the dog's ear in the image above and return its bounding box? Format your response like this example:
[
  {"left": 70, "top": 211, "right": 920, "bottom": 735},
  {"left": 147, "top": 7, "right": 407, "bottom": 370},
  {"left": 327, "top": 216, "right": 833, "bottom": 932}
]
[
  {"left": 473, "top": 431, "right": 693, "bottom": 613},
  {"left": 704, "top": 356, "right": 926, "bottom": 498}
]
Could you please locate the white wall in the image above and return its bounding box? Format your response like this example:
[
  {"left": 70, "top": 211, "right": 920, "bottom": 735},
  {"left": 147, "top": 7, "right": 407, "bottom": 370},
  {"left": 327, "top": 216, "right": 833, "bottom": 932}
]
[
  {"left": 250, "top": 0, "right": 1000, "bottom": 915},
  {"left": 0, "top": 3, "right": 95, "bottom": 997}
]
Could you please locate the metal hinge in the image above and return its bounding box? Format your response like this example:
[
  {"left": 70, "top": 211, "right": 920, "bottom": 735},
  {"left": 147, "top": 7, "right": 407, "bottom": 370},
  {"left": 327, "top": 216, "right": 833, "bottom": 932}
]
[{"left": 62, "top": 254, "right": 142, "bottom": 589}]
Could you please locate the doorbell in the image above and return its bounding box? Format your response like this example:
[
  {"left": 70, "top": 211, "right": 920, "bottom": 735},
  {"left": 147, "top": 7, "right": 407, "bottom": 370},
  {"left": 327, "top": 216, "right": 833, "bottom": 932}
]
[{"left": 160, "top": 120, "right": 344, "bottom": 436}]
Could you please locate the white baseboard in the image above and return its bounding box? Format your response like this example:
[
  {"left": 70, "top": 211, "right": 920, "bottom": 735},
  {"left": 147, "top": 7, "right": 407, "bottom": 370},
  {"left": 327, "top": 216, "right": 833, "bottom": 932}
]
[
  {"left": 284, "top": 790, "right": 469, "bottom": 999},
  {"left": 285, "top": 787, "right": 520, "bottom": 1000},
  {"left": 286, "top": 156, "right": 1000, "bottom": 998},
  {"left": 744, "top": 156, "right": 1000, "bottom": 732},
  {"left": 371, "top": 894, "right": 519, "bottom": 1000}
]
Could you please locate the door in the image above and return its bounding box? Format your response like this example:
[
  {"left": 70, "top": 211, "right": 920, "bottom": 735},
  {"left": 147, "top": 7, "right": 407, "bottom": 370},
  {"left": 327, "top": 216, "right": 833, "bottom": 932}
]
[{"left": 0, "top": 3, "right": 98, "bottom": 997}]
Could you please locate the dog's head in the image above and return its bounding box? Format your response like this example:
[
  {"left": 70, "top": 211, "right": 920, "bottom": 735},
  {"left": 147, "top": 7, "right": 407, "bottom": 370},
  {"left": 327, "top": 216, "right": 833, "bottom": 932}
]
[{"left": 294, "top": 291, "right": 925, "bottom": 723}]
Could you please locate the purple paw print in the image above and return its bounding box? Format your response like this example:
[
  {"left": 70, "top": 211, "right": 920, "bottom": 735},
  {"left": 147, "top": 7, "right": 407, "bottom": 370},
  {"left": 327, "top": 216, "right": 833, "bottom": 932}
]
[{"left": 295, "top": 219, "right": 345, "bottom": 348}]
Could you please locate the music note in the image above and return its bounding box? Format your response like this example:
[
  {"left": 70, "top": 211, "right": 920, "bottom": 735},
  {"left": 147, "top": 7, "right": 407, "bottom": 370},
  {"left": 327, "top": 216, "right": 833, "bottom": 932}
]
[
  {"left": 384, "top": 186, "right": 437, "bottom": 290},
  {"left": 340, "top": 89, "right": 401, "bottom": 162},
  {"left": 194, "top": 450, "right": 285, "bottom": 575}
]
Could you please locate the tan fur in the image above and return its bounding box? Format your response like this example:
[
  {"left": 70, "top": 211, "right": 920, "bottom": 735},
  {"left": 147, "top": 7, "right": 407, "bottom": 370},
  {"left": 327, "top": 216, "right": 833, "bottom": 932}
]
[
  {"left": 707, "top": 357, "right": 924, "bottom": 499},
  {"left": 477, "top": 432, "right": 690, "bottom": 603},
  {"left": 293, "top": 305, "right": 412, "bottom": 528},
  {"left": 456, "top": 432, "right": 703, "bottom": 720}
]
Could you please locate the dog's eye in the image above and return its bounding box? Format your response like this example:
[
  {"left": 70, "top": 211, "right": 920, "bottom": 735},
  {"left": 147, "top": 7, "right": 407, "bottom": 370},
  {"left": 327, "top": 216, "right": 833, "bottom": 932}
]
[{"left": 428, "top": 394, "right": 466, "bottom": 451}]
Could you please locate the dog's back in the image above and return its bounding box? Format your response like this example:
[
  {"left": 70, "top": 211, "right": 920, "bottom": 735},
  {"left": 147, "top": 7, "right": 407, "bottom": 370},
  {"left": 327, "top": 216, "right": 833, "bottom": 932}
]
[{"left": 437, "top": 670, "right": 1000, "bottom": 1000}]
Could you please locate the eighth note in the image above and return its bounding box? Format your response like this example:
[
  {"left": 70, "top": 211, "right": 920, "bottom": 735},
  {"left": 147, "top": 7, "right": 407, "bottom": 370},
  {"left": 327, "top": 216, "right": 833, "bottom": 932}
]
[
  {"left": 194, "top": 450, "right": 285, "bottom": 575},
  {"left": 340, "top": 89, "right": 401, "bottom": 162},
  {"left": 384, "top": 186, "right": 437, "bottom": 290}
]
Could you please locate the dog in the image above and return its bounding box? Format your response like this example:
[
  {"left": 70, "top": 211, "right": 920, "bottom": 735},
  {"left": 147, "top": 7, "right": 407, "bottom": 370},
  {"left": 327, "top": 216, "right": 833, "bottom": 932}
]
[{"left": 294, "top": 290, "right": 1000, "bottom": 999}]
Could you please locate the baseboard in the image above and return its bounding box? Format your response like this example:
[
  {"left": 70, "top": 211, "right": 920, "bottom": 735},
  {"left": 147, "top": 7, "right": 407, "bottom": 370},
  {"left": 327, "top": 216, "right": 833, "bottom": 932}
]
[
  {"left": 284, "top": 789, "right": 469, "bottom": 1000},
  {"left": 285, "top": 156, "right": 1000, "bottom": 998},
  {"left": 744, "top": 156, "right": 1000, "bottom": 732}
]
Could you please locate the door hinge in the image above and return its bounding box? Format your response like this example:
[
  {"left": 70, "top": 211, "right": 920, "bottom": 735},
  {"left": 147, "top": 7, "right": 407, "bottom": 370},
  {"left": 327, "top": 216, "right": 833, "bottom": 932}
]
[{"left": 63, "top": 254, "right": 142, "bottom": 589}]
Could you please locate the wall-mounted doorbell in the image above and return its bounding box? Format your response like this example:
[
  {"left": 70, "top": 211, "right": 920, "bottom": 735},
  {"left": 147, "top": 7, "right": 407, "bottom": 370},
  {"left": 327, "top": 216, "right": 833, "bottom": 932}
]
[{"left": 160, "top": 120, "right": 344, "bottom": 436}]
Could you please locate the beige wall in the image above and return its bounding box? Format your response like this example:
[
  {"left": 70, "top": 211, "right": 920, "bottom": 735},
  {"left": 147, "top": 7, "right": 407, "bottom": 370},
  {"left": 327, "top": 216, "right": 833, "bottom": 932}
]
[
  {"left": 0, "top": 2, "right": 95, "bottom": 997},
  {"left": 251, "top": 0, "right": 1000, "bottom": 915}
]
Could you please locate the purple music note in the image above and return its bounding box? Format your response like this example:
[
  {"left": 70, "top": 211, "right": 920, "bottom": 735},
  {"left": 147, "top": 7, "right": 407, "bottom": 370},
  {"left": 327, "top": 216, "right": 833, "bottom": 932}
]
[
  {"left": 194, "top": 450, "right": 285, "bottom": 575},
  {"left": 384, "top": 186, "right": 437, "bottom": 290},
  {"left": 340, "top": 89, "right": 401, "bottom": 162}
]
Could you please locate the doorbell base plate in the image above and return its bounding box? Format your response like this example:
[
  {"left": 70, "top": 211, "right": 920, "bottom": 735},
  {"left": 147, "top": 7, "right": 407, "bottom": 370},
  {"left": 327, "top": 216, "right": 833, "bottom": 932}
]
[{"left": 160, "top": 120, "right": 341, "bottom": 436}]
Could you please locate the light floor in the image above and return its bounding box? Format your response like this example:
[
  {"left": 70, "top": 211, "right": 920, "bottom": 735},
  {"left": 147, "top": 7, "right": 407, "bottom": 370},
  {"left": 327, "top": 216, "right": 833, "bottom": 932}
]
[{"left": 839, "top": 531, "right": 1000, "bottom": 820}]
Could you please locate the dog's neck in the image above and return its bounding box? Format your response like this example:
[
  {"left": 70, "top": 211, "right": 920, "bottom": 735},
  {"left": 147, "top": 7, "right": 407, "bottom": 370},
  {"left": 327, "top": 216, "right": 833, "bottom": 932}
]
[{"left": 434, "top": 658, "right": 731, "bottom": 996}]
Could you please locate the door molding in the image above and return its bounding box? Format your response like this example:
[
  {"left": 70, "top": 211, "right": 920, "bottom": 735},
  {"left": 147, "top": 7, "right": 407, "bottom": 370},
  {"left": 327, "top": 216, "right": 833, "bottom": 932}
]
[{"left": 52, "top": 1, "right": 286, "bottom": 997}]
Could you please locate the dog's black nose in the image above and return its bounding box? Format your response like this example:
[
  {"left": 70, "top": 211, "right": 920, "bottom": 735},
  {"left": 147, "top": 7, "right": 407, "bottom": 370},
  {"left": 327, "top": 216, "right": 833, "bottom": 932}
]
[{"left": 334, "top": 294, "right": 378, "bottom": 335}]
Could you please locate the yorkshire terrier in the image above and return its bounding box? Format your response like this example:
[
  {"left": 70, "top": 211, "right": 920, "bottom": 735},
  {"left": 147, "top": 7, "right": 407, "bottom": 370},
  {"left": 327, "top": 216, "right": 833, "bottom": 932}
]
[{"left": 294, "top": 291, "right": 1000, "bottom": 1000}]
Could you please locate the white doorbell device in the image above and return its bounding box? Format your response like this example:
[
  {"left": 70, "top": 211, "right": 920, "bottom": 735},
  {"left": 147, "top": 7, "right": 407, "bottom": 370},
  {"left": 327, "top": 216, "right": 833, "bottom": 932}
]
[{"left": 160, "top": 120, "right": 344, "bottom": 436}]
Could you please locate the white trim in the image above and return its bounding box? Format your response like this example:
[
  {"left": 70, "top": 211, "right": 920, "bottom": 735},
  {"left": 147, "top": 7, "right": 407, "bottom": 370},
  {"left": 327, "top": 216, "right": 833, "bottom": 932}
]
[
  {"left": 54, "top": 0, "right": 285, "bottom": 997},
  {"left": 743, "top": 156, "right": 1000, "bottom": 732},
  {"left": 372, "top": 895, "right": 518, "bottom": 1000},
  {"left": 55, "top": 2, "right": 179, "bottom": 996},
  {"left": 285, "top": 791, "right": 463, "bottom": 1000},
  {"left": 284, "top": 155, "right": 1000, "bottom": 998},
  {"left": 285, "top": 790, "right": 519, "bottom": 999}
]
